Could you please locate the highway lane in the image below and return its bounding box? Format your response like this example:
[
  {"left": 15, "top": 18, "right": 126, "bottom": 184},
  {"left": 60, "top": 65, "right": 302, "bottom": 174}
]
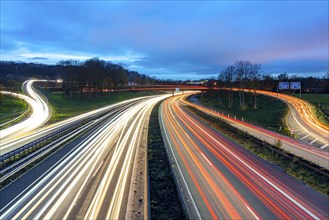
[
  {"left": 0, "top": 96, "right": 156, "bottom": 155},
  {"left": 249, "top": 89, "right": 329, "bottom": 149},
  {"left": 187, "top": 94, "right": 329, "bottom": 169},
  {"left": 160, "top": 95, "right": 329, "bottom": 219},
  {"left": 0, "top": 80, "right": 50, "bottom": 142},
  {"left": 0, "top": 94, "right": 169, "bottom": 219}
]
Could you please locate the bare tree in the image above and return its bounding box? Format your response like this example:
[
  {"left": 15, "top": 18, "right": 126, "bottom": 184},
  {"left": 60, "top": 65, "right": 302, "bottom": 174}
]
[
  {"left": 220, "top": 61, "right": 261, "bottom": 110},
  {"left": 219, "top": 66, "right": 235, "bottom": 108},
  {"left": 248, "top": 63, "right": 261, "bottom": 109},
  {"left": 58, "top": 60, "right": 80, "bottom": 98},
  {"left": 83, "top": 57, "right": 106, "bottom": 98},
  {"left": 277, "top": 73, "right": 289, "bottom": 81},
  {"left": 234, "top": 60, "right": 251, "bottom": 110}
]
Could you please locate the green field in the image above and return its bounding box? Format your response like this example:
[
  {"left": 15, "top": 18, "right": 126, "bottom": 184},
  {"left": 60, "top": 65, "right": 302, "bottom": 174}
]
[
  {"left": 296, "top": 93, "right": 329, "bottom": 107},
  {"left": 0, "top": 95, "right": 28, "bottom": 125},
  {"left": 39, "top": 89, "right": 166, "bottom": 123},
  {"left": 196, "top": 90, "right": 290, "bottom": 135},
  {"left": 293, "top": 93, "right": 329, "bottom": 125}
]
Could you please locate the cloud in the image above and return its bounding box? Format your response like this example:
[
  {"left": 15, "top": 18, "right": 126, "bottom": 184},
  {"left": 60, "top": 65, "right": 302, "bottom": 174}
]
[
  {"left": 28, "top": 57, "right": 48, "bottom": 60},
  {"left": 1, "top": 1, "right": 328, "bottom": 79}
]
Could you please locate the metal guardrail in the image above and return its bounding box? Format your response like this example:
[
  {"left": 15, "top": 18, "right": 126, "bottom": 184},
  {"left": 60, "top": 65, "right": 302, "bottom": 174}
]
[
  {"left": 0, "top": 121, "right": 95, "bottom": 184},
  {"left": 0, "top": 114, "right": 97, "bottom": 168},
  {"left": 0, "top": 99, "right": 141, "bottom": 178}
]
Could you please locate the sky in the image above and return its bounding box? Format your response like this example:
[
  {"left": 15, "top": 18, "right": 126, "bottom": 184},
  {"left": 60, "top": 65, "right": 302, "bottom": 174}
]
[{"left": 1, "top": 1, "right": 328, "bottom": 80}]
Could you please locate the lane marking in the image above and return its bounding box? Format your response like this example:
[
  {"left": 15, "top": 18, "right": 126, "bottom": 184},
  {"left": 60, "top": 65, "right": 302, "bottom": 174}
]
[
  {"left": 201, "top": 153, "right": 213, "bottom": 166},
  {"left": 299, "top": 134, "right": 309, "bottom": 141},
  {"left": 320, "top": 144, "right": 328, "bottom": 150},
  {"left": 246, "top": 206, "right": 259, "bottom": 220},
  {"left": 183, "top": 113, "right": 320, "bottom": 220},
  {"left": 309, "top": 139, "right": 317, "bottom": 145}
]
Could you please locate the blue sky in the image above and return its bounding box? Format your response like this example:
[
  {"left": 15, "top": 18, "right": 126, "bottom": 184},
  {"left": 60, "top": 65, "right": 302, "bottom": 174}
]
[{"left": 1, "top": 1, "right": 328, "bottom": 79}]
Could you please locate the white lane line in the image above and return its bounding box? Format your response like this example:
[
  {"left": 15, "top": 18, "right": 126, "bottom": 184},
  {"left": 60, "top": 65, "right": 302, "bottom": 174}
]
[
  {"left": 185, "top": 114, "right": 320, "bottom": 220},
  {"left": 309, "top": 139, "right": 317, "bottom": 145},
  {"left": 201, "top": 153, "right": 213, "bottom": 166},
  {"left": 159, "top": 104, "right": 202, "bottom": 220},
  {"left": 320, "top": 144, "right": 328, "bottom": 150},
  {"left": 246, "top": 206, "right": 259, "bottom": 220},
  {"left": 299, "top": 134, "right": 309, "bottom": 141}
]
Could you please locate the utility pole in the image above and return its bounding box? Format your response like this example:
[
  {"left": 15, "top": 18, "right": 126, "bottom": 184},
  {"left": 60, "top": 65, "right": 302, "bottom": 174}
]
[{"left": 300, "top": 87, "right": 301, "bottom": 98}]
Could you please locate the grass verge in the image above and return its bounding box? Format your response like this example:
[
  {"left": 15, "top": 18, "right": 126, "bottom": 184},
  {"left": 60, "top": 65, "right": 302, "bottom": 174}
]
[
  {"left": 148, "top": 102, "right": 187, "bottom": 219},
  {"left": 196, "top": 91, "right": 290, "bottom": 135},
  {"left": 186, "top": 105, "right": 329, "bottom": 196},
  {"left": 0, "top": 95, "right": 28, "bottom": 126},
  {"left": 39, "top": 89, "right": 165, "bottom": 123}
]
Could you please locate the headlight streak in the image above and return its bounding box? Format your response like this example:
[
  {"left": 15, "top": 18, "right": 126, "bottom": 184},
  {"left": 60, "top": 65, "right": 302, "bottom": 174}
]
[
  {"left": 0, "top": 80, "right": 50, "bottom": 141},
  {"left": 245, "top": 89, "right": 329, "bottom": 145},
  {"left": 0, "top": 94, "right": 170, "bottom": 219},
  {"left": 0, "top": 96, "right": 156, "bottom": 154},
  {"left": 159, "top": 95, "right": 328, "bottom": 219}
]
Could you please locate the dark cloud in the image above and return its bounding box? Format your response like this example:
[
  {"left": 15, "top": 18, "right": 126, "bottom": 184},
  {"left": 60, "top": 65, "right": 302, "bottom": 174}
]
[{"left": 28, "top": 57, "right": 48, "bottom": 60}]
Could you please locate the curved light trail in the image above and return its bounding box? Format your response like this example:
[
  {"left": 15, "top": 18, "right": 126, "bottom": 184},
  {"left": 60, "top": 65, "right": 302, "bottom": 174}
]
[
  {"left": 185, "top": 93, "right": 329, "bottom": 169},
  {"left": 236, "top": 89, "right": 329, "bottom": 148},
  {"left": 0, "top": 94, "right": 169, "bottom": 219},
  {"left": 0, "top": 80, "right": 50, "bottom": 142},
  {"left": 160, "top": 95, "right": 329, "bottom": 219}
]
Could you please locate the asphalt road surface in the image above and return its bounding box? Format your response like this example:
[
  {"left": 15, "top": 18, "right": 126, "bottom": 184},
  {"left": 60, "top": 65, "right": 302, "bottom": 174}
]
[
  {"left": 160, "top": 95, "right": 329, "bottom": 219},
  {"left": 253, "top": 90, "right": 329, "bottom": 150},
  {"left": 0, "top": 94, "right": 169, "bottom": 219},
  {"left": 187, "top": 94, "right": 329, "bottom": 169}
]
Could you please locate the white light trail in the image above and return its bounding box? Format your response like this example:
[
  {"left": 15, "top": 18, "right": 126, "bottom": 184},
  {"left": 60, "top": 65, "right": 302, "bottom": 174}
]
[
  {"left": 0, "top": 80, "right": 50, "bottom": 141},
  {"left": 0, "top": 94, "right": 170, "bottom": 219}
]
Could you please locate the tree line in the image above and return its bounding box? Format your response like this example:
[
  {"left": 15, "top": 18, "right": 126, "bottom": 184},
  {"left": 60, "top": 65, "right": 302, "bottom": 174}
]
[
  {"left": 59, "top": 57, "right": 157, "bottom": 99},
  {"left": 217, "top": 60, "right": 329, "bottom": 110},
  {"left": 0, "top": 59, "right": 158, "bottom": 97}
]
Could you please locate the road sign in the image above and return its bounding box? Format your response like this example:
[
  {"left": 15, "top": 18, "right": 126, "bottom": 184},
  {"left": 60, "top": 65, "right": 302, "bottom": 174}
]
[
  {"left": 175, "top": 88, "right": 180, "bottom": 92},
  {"left": 278, "top": 82, "right": 289, "bottom": 90},
  {"left": 290, "top": 82, "right": 301, "bottom": 90}
]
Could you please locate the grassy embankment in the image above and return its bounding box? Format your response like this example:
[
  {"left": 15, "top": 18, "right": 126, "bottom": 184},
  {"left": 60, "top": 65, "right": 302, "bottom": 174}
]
[
  {"left": 293, "top": 93, "right": 329, "bottom": 126},
  {"left": 39, "top": 89, "right": 165, "bottom": 123},
  {"left": 0, "top": 95, "right": 28, "bottom": 126},
  {"left": 196, "top": 91, "right": 290, "bottom": 135},
  {"left": 148, "top": 102, "right": 187, "bottom": 219},
  {"left": 186, "top": 105, "right": 329, "bottom": 196}
]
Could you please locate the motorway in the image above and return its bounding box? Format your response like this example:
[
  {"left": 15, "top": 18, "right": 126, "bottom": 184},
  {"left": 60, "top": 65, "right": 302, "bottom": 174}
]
[
  {"left": 0, "top": 94, "right": 161, "bottom": 155},
  {"left": 0, "top": 94, "right": 169, "bottom": 219},
  {"left": 187, "top": 95, "right": 329, "bottom": 169},
  {"left": 160, "top": 95, "right": 329, "bottom": 219},
  {"left": 0, "top": 80, "right": 50, "bottom": 142},
  {"left": 249, "top": 89, "right": 329, "bottom": 149}
]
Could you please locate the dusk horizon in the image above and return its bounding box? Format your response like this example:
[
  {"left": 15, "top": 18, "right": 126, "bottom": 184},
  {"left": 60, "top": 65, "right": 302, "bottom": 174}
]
[{"left": 1, "top": 1, "right": 328, "bottom": 80}]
